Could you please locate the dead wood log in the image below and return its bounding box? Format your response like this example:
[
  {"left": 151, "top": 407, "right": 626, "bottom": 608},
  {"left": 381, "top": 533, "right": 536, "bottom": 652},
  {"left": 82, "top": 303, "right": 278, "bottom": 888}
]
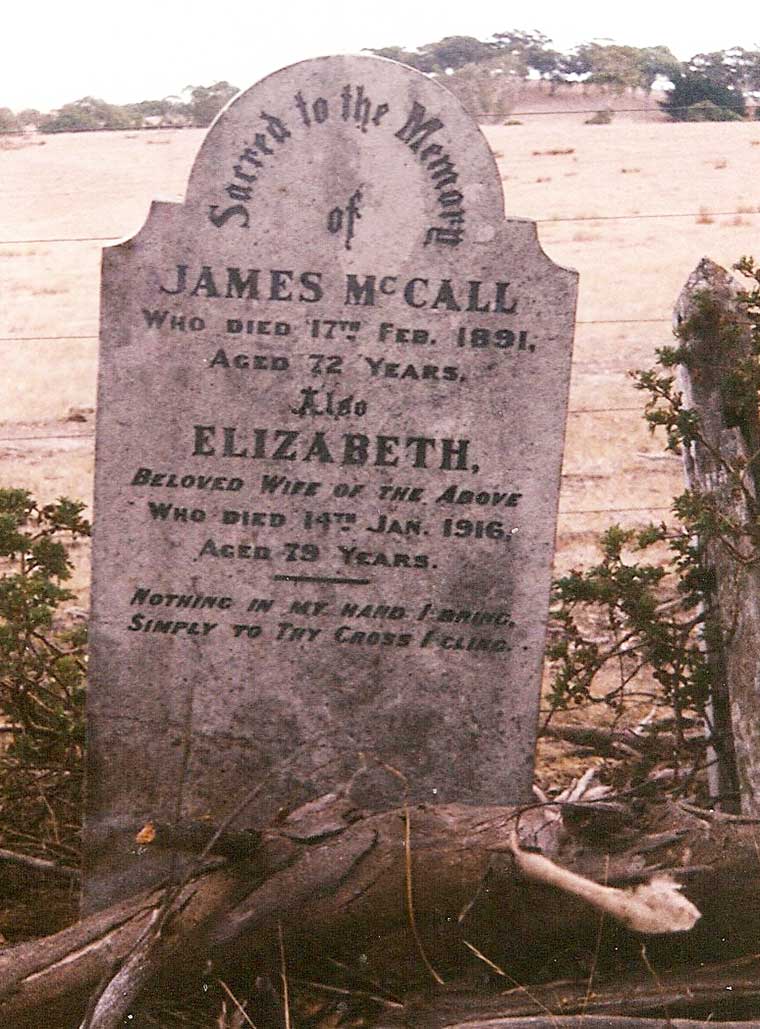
[
  {"left": 2, "top": 796, "right": 760, "bottom": 1026},
  {"left": 138, "top": 819, "right": 262, "bottom": 860},
  {"left": 0, "top": 846, "right": 80, "bottom": 881},
  {"left": 0, "top": 868, "right": 247, "bottom": 1028},
  {"left": 380, "top": 952, "right": 760, "bottom": 1026},
  {"left": 376, "top": 1017, "right": 760, "bottom": 1029},
  {"left": 444, "top": 1023, "right": 760, "bottom": 1029}
]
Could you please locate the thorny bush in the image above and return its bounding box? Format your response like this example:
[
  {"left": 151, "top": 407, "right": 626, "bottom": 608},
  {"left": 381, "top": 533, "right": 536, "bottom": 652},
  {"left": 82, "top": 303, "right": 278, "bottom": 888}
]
[
  {"left": 0, "top": 489, "right": 90, "bottom": 861},
  {"left": 545, "top": 256, "right": 760, "bottom": 793}
]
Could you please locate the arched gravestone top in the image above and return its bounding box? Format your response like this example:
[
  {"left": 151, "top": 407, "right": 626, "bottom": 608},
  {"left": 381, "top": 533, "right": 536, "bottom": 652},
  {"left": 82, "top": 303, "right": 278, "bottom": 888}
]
[
  {"left": 186, "top": 55, "right": 506, "bottom": 252},
  {"left": 85, "top": 55, "right": 578, "bottom": 911}
]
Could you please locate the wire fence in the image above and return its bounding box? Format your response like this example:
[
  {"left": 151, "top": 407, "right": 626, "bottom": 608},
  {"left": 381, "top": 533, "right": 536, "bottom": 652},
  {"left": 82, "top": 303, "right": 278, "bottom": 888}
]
[
  {"left": 0, "top": 423, "right": 677, "bottom": 518},
  {"left": 1, "top": 149, "right": 746, "bottom": 521},
  {"left": 0, "top": 318, "right": 673, "bottom": 344},
  {"left": 477, "top": 104, "right": 759, "bottom": 118},
  {"left": 0, "top": 206, "right": 682, "bottom": 525},
  {"left": 559, "top": 506, "right": 672, "bottom": 516},
  {"left": 2, "top": 203, "right": 760, "bottom": 249},
  {"left": 3, "top": 101, "right": 754, "bottom": 133}
]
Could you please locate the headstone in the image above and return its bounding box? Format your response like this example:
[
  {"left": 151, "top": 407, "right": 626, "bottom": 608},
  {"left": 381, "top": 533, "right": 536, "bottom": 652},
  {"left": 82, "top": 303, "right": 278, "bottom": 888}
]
[{"left": 84, "top": 54, "right": 578, "bottom": 911}]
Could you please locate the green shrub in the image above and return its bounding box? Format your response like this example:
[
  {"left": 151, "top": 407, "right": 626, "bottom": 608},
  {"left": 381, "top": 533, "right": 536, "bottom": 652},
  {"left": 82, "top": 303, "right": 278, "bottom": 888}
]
[
  {"left": 547, "top": 257, "right": 760, "bottom": 799},
  {"left": 0, "top": 108, "right": 19, "bottom": 134},
  {"left": 685, "top": 100, "right": 743, "bottom": 122},
  {"left": 585, "top": 108, "right": 613, "bottom": 125},
  {"left": 660, "top": 73, "right": 746, "bottom": 120},
  {"left": 0, "top": 490, "right": 90, "bottom": 859},
  {"left": 39, "top": 97, "right": 137, "bottom": 133}
]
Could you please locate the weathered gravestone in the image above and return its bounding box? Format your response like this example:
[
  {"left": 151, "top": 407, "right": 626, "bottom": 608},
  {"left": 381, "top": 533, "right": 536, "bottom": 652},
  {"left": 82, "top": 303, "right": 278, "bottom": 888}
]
[{"left": 84, "top": 55, "right": 578, "bottom": 911}]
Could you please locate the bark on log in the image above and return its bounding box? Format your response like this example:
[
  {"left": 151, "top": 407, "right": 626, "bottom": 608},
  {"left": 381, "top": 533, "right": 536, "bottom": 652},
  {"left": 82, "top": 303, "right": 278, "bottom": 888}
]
[
  {"left": 675, "top": 258, "right": 760, "bottom": 813},
  {"left": 377, "top": 1016, "right": 760, "bottom": 1029},
  {"left": 2, "top": 797, "right": 760, "bottom": 1026},
  {"left": 380, "top": 952, "right": 760, "bottom": 1026},
  {"left": 414, "top": 1023, "right": 760, "bottom": 1029},
  {"left": 0, "top": 868, "right": 247, "bottom": 1028}
]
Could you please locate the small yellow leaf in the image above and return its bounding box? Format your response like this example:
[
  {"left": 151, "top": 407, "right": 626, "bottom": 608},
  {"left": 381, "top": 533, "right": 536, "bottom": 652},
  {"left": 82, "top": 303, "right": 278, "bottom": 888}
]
[{"left": 135, "top": 822, "right": 156, "bottom": 844}]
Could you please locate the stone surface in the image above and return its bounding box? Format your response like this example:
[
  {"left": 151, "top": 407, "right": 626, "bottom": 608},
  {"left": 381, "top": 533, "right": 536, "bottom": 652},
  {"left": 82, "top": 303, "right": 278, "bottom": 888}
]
[{"left": 83, "top": 54, "right": 578, "bottom": 910}]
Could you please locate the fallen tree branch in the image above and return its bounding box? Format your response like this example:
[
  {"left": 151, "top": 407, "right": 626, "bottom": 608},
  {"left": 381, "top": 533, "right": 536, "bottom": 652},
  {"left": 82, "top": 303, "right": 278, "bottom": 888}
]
[
  {"left": 677, "top": 800, "right": 760, "bottom": 824},
  {"left": 78, "top": 758, "right": 319, "bottom": 1028},
  {"left": 135, "top": 819, "right": 262, "bottom": 860},
  {"left": 375, "top": 1018, "right": 760, "bottom": 1029},
  {"left": 78, "top": 870, "right": 244, "bottom": 1029},
  {"left": 506, "top": 832, "right": 700, "bottom": 934},
  {"left": 384, "top": 952, "right": 760, "bottom": 1027},
  {"left": 541, "top": 724, "right": 700, "bottom": 760},
  {"left": 0, "top": 847, "right": 80, "bottom": 881},
  {"left": 0, "top": 796, "right": 759, "bottom": 1026}
]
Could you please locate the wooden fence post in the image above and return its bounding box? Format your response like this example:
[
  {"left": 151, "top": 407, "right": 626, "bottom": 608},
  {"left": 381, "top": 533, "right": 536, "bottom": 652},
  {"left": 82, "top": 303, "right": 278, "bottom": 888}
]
[{"left": 675, "top": 257, "right": 760, "bottom": 813}]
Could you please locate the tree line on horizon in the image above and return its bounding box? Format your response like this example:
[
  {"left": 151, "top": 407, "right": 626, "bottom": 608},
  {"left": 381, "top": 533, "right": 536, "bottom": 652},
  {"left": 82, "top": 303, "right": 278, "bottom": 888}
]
[
  {"left": 0, "top": 81, "right": 240, "bottom": 135},
  {"left": 2, "top": 32, "right": 759, "bottom": 134},
  {"left": 373, "top": 31, "right": 758, "bottom": 122}
]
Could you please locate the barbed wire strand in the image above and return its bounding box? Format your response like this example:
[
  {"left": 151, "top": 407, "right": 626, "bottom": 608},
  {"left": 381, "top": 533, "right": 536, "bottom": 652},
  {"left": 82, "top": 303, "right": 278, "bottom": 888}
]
[
  {"left": 559, "top": 506, "right": 672, "bottom": 515},
  {"left": 2, "top": 102, "right": 751, "bottom": 134},
  {"left": 477, "top": 104, "right": 759, "bottom": 117},
  {"left": 0, "top": 427, "right": 677, "bottom": 517},
  {"left": 0, "top": 434, "right": 92, "bottom": 443},
  {"left": 0, "top": 335, "right": 98, "bottom": 341},
  {"left": 542, "top": 210, "right": 760, "bottom": 223},
  {"left": 0, "top": 176, "right": 718, "bottom": 522},
  {"left": 0, "top": 319, "right": 672, "bottom": 344},
  {"left": 0, "top": 236, "right": 119, "bottom": 245},
  {"left": 1, "top": 204, "right": 759, "bottom": 249},
  {"left": 1, "top": 154, "right": 757, "bottom": 200},
  {"left": 0, "top": 428, "right": 660, "bottom": 441}
]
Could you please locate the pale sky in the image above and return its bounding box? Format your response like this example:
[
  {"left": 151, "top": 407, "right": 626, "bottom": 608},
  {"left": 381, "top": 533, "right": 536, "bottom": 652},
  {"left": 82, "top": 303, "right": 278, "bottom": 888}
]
[{"left": 5, "top": 0, "right": 760, "bottom": 112}]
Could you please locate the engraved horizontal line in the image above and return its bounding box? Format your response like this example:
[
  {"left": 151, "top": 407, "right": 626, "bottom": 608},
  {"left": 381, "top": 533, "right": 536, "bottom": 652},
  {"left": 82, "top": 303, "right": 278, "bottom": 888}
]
[{"left": 272, "top": 575, "right": 371, "bottom": 585}]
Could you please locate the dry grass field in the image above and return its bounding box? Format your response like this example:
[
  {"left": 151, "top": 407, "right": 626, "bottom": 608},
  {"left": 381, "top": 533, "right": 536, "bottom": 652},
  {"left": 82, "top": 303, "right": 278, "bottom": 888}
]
[{"left": 1, "top": 113, "right": 759, "bottom": 606}]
